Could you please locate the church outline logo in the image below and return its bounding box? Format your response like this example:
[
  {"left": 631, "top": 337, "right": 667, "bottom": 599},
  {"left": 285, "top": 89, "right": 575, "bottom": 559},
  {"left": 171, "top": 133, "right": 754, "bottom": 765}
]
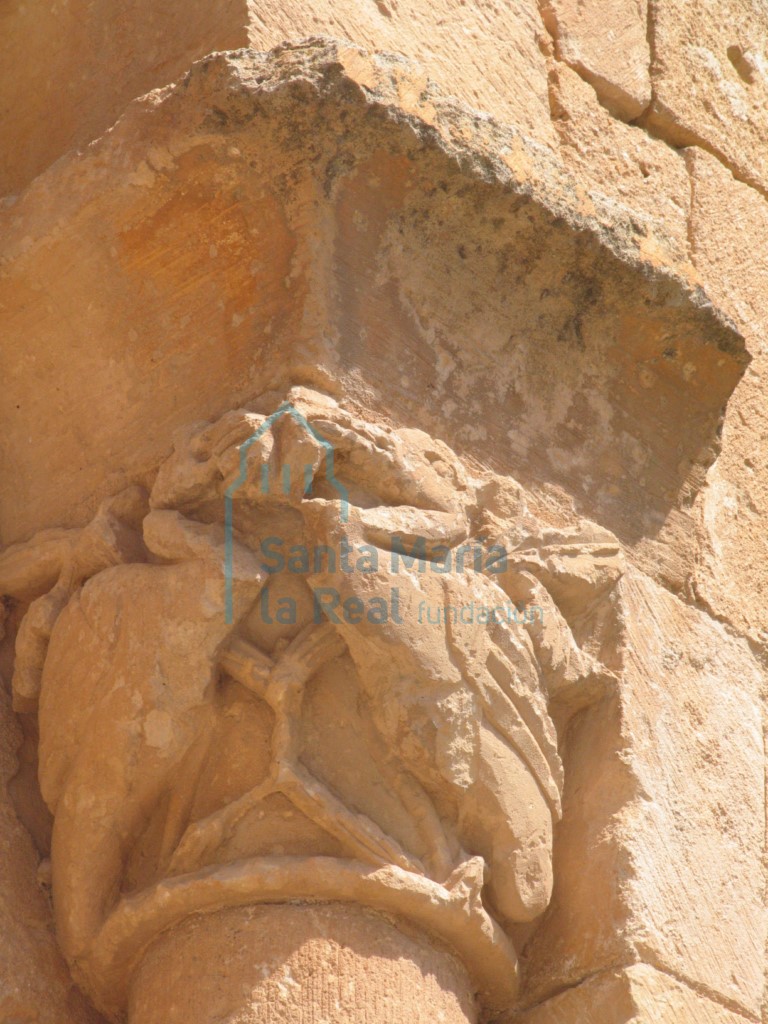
[{"left": 224, "top": 402, "right": 349, "bottom": 622}]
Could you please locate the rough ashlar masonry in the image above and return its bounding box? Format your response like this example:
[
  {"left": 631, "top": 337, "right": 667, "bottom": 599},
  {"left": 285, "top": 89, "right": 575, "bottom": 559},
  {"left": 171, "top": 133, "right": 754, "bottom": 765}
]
[{"left": 1, "top": 3, "right": 767, "bottom": 1023}]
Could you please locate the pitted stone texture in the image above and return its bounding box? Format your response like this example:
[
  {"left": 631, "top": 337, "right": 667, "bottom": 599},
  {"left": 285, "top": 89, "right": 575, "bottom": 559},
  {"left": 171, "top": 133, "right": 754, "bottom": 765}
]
[
  {"left": 686, "top": 149, "right": 768, "bottom": 640},
  {"left": 645, "top": 0, "right": 768, "bottom": 195},
  {"left": 128, "top": 903, "right": 476, "bottom": 1024},
  {"left": 0, "top": 686, "right": 103, "bottom": 1024},
  {"left": 0, "top": 0, "right": 553, "bottom": 198},
  {"left": 541, "top": 0, "right": 651, "bottom": 119},
  {"left": 513, "top": 964, "right": 754, "bottom": 1024},
  {"left": 0, "top": 25, "right": 764, "bottom": 1024},
  {"left": 17, "top": 391, "right": 621, "bottom": 1018},
  {"left": 0, "top": 0, "right": 247, "bottom": 197},
  {"left": 520, "top": 569, "right": 766, "bottom": 1018},
  {"left": 244, "top": 0, "right": 555, "bottom": 150},
  {"left": 549, "top": 63, "right": 690, "bottom": 266},
  {"left": 0, "top": 44, "right": 744, "bottom": 611}
]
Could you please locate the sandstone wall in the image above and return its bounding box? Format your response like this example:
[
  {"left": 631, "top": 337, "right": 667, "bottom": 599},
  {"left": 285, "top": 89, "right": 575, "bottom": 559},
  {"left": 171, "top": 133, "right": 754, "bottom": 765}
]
[{"left": 1, "top": 2, "right": 767, "bottom": 1023}]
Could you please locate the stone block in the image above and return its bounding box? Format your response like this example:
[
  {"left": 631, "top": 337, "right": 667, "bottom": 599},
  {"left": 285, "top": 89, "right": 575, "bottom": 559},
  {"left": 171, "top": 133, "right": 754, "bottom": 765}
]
[
  {"left": 514, "top": 964, "right": 754, "bottom": 1023},
  {"left": 521, "top": 570, "right": 766, "bottom": 1017},
  {"left": 541, "top": 0, "right": 651, "bottom": 119},
  {"left": 645, "top": 0, "right": 768, "bottom": 195},
  {"left": 686, "top": 148, "right": 768, "bottom": 638}
]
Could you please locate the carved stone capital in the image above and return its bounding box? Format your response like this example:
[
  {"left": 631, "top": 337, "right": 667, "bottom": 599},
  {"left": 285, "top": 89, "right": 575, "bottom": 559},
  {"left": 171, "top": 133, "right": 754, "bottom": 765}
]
[{"left": 2, "top": 388, "right": 624, "bottom": 1020}]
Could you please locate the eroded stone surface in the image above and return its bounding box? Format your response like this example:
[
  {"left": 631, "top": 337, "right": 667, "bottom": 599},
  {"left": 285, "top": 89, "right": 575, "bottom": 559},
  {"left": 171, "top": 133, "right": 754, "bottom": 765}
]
[
  {"left": 244, "top": 0, "right": 555, "bottom": 150},
  {"left": 0, "top": 0, "right": 554, "bottom": 198},
  {"left": 686, "top": 149, "right": 768, "bottom": 640},
  {"left": 129, "top": 904, "right": 476, "bottom": 1024},
  {"left": 549, "top": 63, "right": 690, "bottom": 266},
  {"left": 4, "top": 375, "right": 763, "bottom": 1023},
  {"left": 0, "top": 44, "right": 745, "bottom": 610},
  {"left": 0, "top": 686, "right": 103, "bottom": 1024},
  {"left": 1, "top": 14, "right": 767, "bottom": 1024},
  {"left": 520, "top": 569, "right": 766, "bottom": 1017},
  {"left": 1, "top": 388, "right": 628, "bottom": 1019},
  {"left": 645, "top": 0, "right": 768, "bottom": 195},
  {"left": 541, "top": 0, "right": 651, "bottom": 119},
  {"left": 514, "top": 964, "right": 754, "bottom": 1024}
]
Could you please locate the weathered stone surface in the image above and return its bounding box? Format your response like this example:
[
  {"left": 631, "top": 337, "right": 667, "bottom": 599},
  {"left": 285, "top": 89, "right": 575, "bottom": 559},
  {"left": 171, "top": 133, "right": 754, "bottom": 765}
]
[
  {"left": 541, "top": 0, "right": 651, "bottom": 119},
  {"left": 686, "top": 149, "right": 768, "bottom": 640},
  {"left": 514, "top": 964, "right": 754, "bottom": 1023},
  {"left": 520, "top": 569, "right": 766, "bottom": 1017},
  {"left": 0, "top": 0, "right": 554, "bottom": 198},
  {"left": 4, "top": 389, "right": 762, "bottom": 1023},
  {"left": 549, "top": 64, "right": 690, "bottom": 267},
  {"left": 0, "top": 0, "right": 247, "bottom": 197},
  {"left": 129, "top": 904, "right": 476, "bottom": 1024},
  {"left": 2, "top": 389, "right": 626, "bottom": 1019},
  {"left": 0, "top": 685, "right": 102, "bottom": 1024},
  {"left": 244, "top": 0, "right": 555, "bottom": 149},
  {"left": 645, "top": 0, "right": 768, "bottom": 195},
  {"left": 0, "top": 43, "right": 744, "bottom": 611},
  {"left": 1, "top": 10, "right": 767, "bottom": 1024}
]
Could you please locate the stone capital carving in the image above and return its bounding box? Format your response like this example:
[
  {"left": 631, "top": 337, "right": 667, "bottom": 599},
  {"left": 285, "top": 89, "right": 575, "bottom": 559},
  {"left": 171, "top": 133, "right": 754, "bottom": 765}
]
[
  {"left": 1, "top": 386, "right": 624, "bottom": 1020},
  {"left": 0, "top": 24, "right": 760, "bottom": 1024}
]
